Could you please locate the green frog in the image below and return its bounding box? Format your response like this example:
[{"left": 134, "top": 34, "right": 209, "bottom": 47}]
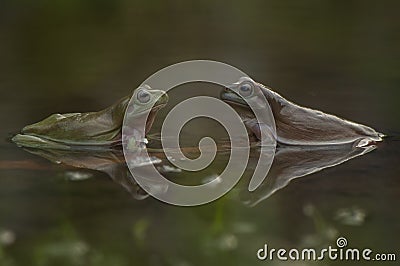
[{"left": 12, "top": 85, "right": 168, "bottom": 150}]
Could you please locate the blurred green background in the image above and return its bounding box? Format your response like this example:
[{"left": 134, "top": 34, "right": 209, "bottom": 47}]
[{"left": 0, "top": 1, "right": 399, "bottom": 265}]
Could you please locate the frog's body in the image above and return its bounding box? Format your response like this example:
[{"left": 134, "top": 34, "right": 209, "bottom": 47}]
[
  {"left": 221, "top": 77, "right": 383, "bottom": 146},
  {"left": 12, "top": 86, "right": 168, "bottom": 150}
]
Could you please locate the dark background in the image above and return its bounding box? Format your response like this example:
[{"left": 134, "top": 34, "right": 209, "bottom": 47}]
[{"left": 0, "top": 1, "right": 399, "bottom": 265}]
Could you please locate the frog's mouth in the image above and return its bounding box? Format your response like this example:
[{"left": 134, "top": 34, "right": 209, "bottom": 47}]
[
  {"left": 144, "top": 103, "right": 166, "bottom": 134},
  {"left": 220, "top": 88, "right": 259, "bottom": 121},
  {"left": 12, "top": 134, "right": 75, "bottom": 150},
  {"left": 220, "top": 88, "right": 249, "bottom": 108},
  {"left": 130, "top": 92, "right": 168, "bottom": 134},
  {"left": 220, "top": 88, "right": 262, "bottom": 139}
]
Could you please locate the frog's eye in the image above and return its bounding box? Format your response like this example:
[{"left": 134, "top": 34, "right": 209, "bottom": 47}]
[
  {"left": 238, "top": 82, "right": 253, "bottom": 98},
  {"left": 137, "top": 89, "right": 151, "bottom": 104}
]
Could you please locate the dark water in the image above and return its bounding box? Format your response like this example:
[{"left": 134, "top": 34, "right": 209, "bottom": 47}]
[{"left": 1, "top": 1, "right": 400, "bottom": 265}]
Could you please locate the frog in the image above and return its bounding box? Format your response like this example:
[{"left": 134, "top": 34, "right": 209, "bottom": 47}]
[
  {"left": 221, "top": 77, "right": 383, "bottom": 146},
  {"left": 12, "top": 85, "right": 168, "bottom": 150}
]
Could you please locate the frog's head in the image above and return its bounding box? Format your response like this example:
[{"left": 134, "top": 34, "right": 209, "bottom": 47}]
[
  {"left": 220, "top": 77, "right": 267, "bottom": 110},
  {"left": 128, "top": 85, "right": 169, "bottom": 134},
  {"left": 220, "top": 77, "right": 271, "bottom": 139},
  {"left": 12, "top": 85, "right": 168, "bottom": 149}
]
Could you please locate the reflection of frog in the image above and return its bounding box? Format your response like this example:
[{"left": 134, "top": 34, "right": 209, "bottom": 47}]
[
  {"left": 12, "top": 85, "right": 168, "bottom": 150},
  {"left": 221, "top": 77, "right": 383, "bottom": 146},
  {"left": 22, "top": 147, "right": 166, "bottom": 200},
  {"left": 17, "top": 140, "right": 375, "bottom": 205},
  {"left": 241, "top": 143, "right": 376, "bottom": 206}
]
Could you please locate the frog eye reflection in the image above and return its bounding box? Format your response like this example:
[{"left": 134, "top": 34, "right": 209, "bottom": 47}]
[
  {"left": 238, "top": 83, "right": 253, "bottom": 97},
  {"left": 137, "top": 89, "right": 151, "bottom": 104}
]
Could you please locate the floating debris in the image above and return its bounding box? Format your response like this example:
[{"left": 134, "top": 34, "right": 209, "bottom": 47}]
[
  {"left": 201, "top": 174, "right": 222, "bottom": 187},
  {"left": 217, "top": 233, "right": 238, "bottom": 251},
  {"left": 64, "top": 171, "right": 93, "bottom": 181},
  {"left": 126, "top": 155, "right": 162, "bottom": 168},
  {"left": 157, "top": 165, "right": 182, "bottom": 173},
  {"left": 334, "top": 206, "right": 367, "bottom": 226},
  {"left": 0, "top": 229, "right": 16, "bottom": 246}
]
